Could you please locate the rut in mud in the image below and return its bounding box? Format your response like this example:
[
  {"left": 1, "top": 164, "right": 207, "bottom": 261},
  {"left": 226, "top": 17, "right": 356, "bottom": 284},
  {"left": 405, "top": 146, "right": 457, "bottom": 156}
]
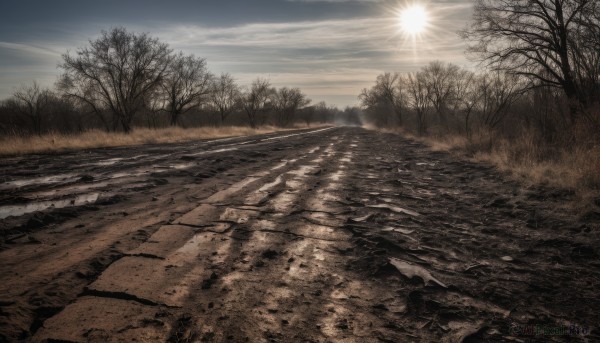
[{"left": 0, "top": 127, "right": 598, "bottom": 342}]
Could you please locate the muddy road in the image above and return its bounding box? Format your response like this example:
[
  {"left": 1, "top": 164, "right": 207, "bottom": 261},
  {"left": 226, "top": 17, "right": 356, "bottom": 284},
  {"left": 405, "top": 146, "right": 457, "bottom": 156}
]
[{"left": 0, "top": 127, "right": 598, "bottom": 342}]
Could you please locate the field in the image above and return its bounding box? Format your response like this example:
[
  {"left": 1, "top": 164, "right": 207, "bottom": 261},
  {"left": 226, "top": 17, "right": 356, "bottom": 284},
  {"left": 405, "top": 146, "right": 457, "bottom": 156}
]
[{"left": 0, "top": 127, "right": 598, "bottom": 342}]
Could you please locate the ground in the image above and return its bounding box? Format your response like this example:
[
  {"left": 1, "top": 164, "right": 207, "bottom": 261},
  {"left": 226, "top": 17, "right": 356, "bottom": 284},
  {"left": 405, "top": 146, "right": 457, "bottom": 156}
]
[{"left": 0, "top": 127, "right": 598, "bottom": 342}]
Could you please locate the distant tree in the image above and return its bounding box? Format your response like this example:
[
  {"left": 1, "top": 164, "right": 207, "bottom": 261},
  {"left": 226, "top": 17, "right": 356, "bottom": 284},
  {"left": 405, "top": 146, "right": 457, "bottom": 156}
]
[
  {"left": 9, "top": 82, "right": 53, "bottom": 135},
  {"left": 300, "top": 106, "right": 315, "bottom": 127},
  {"left": 477, "top": 71, "right": 523, "bottom": 130},
  {"left": 462, "top": 0, "right": 599, "bottom": 117},
  {"left": 406, "top": 72, "right": 430, "bottom": 135},
  {"left": 272, "top": 87, "right": 310, "bottom": 127},
  {"left": 451, "top": 69, "right": 479, "bottom": 138},
  {"left": 359, "top": 72, "right": 405, "bottom": 125},
  {"left": 162, "top": 53, "right": 212, "bottom": 126},
  {"left": 240, "top": 78, "right": 273, "bottom": 128},
  {"left": 312, "top": 101, "right": 336, "bottom": 124},
  {"left": 341, "top": 106, "right": 363, "bottom": 126},
  {"left": 209, "top": 73, "right": 240, "bottom": 126},
  {"left": 421, "top": 61, "right": 460, "bottom": 130},
  {"left": 59, "top": 27, "right": 172, "bottom": 133},
  {"left": 143, "top": 87, "right": 166, "bottom": 129}
]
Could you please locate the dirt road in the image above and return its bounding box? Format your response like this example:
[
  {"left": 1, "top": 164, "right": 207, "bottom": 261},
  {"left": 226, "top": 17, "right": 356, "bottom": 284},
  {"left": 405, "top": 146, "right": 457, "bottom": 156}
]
[{"left": 0, "top": 127, "right": 598, "bottom": 342}]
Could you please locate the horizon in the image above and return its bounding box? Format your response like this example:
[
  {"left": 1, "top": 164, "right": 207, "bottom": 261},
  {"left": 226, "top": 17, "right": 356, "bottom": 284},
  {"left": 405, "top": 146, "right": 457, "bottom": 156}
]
[{"left": 0, "top": 0, "right": 474, "bottom": 108}]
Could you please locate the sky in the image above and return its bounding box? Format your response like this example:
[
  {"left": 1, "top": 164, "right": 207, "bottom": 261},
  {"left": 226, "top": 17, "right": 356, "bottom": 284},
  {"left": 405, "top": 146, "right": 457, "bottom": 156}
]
[{"left": 0, "top": 0, "right": 474, "bottom": 107}]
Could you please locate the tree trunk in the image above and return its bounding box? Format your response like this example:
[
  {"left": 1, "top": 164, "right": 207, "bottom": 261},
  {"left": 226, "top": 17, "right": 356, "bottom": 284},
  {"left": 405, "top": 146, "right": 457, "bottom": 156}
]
[{"left": 170, "top": 111, "right": 179, "bottom": 126}]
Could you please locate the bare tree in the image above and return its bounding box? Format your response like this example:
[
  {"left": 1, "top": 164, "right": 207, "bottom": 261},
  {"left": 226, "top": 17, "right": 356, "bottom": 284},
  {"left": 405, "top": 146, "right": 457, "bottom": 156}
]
[
  {"left": 451, "top": 70, "right": 479, "bottom": 138},
  {"left": 272, "top": 87, "right": 310, "bottom": 127},
  {"left": 240, "top": 78, "right": 273, "bottom": 129},
  {"left": 143, "top": 87, "right": 166, "bottom": 129},
  {"left": 10, "top": 82, "right": 53, "bottom": 135},
  {"left": 59, "top": 27, "right": 172, "bottom": 133},
  {"left": 421, "top": 61, "right": 460, "bottom": 130},
  {"left": 462, "top": 0, "right": 598, "bottom": 116},
  {"left": 209, "top": 73, "right": 240, "bottom": 126},
  {"left": 163, "top": 53, "right": 212, "bottom": 126},
  {"left": 300, "top": 106, "right": 316, "bottom": 127},
  {"left": 406, "top": 72, "right": 430, "bottom": 135},
  {"left": 359, "top": 72, "right": 405, "bottom": 125},
  {"left": 569, "top": 1, "right": 600, "bottom": 109},
  {"left": 477, "top": 71, "right": 523, "bottom": 130},
  {"left": 313, "top": 101, "right": 335, "bottom": 124}
]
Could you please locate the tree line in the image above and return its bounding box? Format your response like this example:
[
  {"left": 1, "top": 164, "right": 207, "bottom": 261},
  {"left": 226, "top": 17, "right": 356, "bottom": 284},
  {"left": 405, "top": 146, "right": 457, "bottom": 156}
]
[
  {"left": 0, "top": 27, "right": 359, "bottom": 136},
  {"left": 361, "top": 0, "right": 599, "bottom": 151}
]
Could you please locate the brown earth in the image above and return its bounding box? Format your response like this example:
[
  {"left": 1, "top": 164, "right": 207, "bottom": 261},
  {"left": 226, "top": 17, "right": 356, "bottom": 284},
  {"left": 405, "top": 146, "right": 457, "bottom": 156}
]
[{"left": 0, "top": 127, "right": 598, "bottom": 342}]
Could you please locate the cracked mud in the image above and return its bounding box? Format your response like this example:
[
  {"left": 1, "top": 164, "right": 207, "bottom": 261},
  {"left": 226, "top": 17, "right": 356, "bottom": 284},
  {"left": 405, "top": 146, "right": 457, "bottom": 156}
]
[{"left": 0, "top": 127, "right": 598, "bottom": 342}]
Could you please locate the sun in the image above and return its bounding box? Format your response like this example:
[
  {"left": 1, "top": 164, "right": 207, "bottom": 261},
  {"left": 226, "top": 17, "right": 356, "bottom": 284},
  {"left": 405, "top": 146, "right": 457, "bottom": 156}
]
[{"left": 399, "top": 5, "right": 429, "bottom": 36}]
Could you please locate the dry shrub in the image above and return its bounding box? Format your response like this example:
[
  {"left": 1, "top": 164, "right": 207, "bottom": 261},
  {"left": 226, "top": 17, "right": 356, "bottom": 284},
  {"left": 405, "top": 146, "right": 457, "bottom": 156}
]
[
  {"left": 573, "top": 145, "right": 600, "bottom": 189},
  {"left": 470, "top": 129, "right": 599, "bottom": 192},
  {"left": 0, "top": 126, "right": 296, "bottom": 156},
  {"left": 372, "top": 116, "right": 600, "bottom": 200}
]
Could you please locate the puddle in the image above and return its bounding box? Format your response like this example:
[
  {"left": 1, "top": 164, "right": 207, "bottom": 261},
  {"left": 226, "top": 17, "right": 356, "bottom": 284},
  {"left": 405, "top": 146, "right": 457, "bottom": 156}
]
[
  {"left": 260, "top": 127, "right": 333, "bottom": 142},
  {"left": 382, "top": 227, "right": 415, "bottom": 235},
  {"left": 27, "top": 181, "right": 111, "bottom": 198},
  {"left": 0, "top": 193, "right": 101, "bottom": 219},
  {"left": 91, "top": 157, "right": 123, "bottom": 166},
  {"left": 187, "top": 147, "right": 238, "bottom": 157},
  {"left": 368, "top": 203, "right": 421, "bottom": 217},
  {"left": 0, "top": 173, "right": 79, "bottom": 190},
  {"left": 108, "top": 170, "right": 151, "bottom": 180},
  {"left": 153, "top": 163, "right": 195, "bottom": 170}
]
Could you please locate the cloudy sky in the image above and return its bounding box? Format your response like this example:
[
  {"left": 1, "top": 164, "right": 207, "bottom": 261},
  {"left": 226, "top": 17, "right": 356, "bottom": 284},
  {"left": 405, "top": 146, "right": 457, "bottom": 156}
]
[{"left": 0, "top": 0, "right": 474, "bottom": 107}]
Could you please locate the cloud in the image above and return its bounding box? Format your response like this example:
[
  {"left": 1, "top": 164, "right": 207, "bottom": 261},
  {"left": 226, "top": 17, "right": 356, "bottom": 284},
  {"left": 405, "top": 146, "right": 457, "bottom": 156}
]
[
  {"left": 0, "top": 0, "right": 475, "bottom": 106},
  {"left": 149, "top": 8, "right": 472, "bottom": 106},
  {"left": 286, "top": 0, "right": 381, "bottom": 2},
  {"left": 0, "top": 42, "right": 62, "bottom": 58}
]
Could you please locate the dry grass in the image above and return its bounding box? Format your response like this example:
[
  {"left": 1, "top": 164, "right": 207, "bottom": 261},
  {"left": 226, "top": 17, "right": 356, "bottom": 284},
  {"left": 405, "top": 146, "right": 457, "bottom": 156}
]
[
  {"left": 371, "top": 126, "right": 600, "bottom": 208},
  {"left": 0, "top": 125, "right": 303, "bottom": 156}
]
